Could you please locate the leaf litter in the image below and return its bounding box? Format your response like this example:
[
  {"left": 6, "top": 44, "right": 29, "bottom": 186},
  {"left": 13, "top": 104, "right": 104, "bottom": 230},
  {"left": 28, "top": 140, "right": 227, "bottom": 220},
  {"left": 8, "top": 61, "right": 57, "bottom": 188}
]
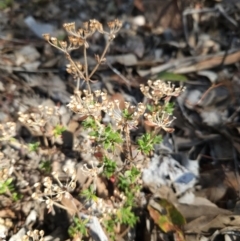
[{"left": 1, "top": 0, "right": 240, "bottom": 241}]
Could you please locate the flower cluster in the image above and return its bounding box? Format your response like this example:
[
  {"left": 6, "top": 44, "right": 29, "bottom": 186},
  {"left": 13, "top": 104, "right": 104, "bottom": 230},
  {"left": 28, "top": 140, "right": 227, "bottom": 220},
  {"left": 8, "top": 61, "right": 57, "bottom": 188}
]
[
  {"left": 18, "top": 105, "right": 59, "bottom": 136},
  {"left": 104, "top": 101, "right": 146, "bottom": 130},
  {"left": 144, "top": 111, "right": 176, "bottom": 132},
  {"left": 86, "top": 189, "right": 127, "bottom": 222},
  {"left": 66, "top": 61, "right": 85, "bottom": 79},
  {"left": 140, "top": 80, "right": 185, "bottom": 104},
  {"left": 43, "top": 19, "right": 122, "bottom": 92},
  {"left": 21, "top": 230, "right": 44, "bottom": 241},
  {"left": 32, "top": 169, "right": 77, "bottom": 212},
  {"left": 0, "top": 152, "right": 15, "bottom": 182},
  {"left": 0, "top": 122, "right": 16, "bottom": 141},
  {"left": 67, "top": 89, "right": 108, "bottom": 120},
  {"left": 63, "top": 19, "right": 104, "bottom": 39}
]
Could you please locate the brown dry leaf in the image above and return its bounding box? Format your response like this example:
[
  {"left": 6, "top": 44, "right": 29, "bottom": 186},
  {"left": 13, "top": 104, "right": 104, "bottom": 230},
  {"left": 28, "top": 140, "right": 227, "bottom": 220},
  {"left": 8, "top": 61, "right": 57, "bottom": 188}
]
[
  {"left": 109, "top": 93, "right": 126, "bottom": 110},
  {"left": 141, "top": 49, "right": 240, "bottom": 77},
  {"left": 61, "top": 193, "right": 82, "bottom": 216},
  {"left": 149, "top": 185, "right": 231, "bottom": 222},
  {"left": 76, "top": 163, "right": 89, "bottom": 188},
  {"left": 185, "top": 214, "right": 240, "bottom": 235},
  {"left": 134, "top": 0, "right": 145, "bottom": 12},
  {"left": 0, "top": 209, "right": 16, "bottom": 219},
  {"left": 96, "top": 176, "right": 109, "bottom": 199},
  {"left": 107, "top": 54, "right": 138, "bottom": 66},
  {"left": 143, "top": 0, "right": 182, "bottom": 30},
  {"left": 175, "top": 50, "right": 240, "bottom": 74}
]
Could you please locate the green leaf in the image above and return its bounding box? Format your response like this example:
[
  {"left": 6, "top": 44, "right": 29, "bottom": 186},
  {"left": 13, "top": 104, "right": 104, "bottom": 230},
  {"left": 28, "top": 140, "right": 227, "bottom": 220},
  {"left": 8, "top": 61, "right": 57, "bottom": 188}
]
[
  {"left": 148, "top": 198, "right": 186, "bottom": 241},
  {"left": 68, "top": 217, "right": 89, "bottom": 238},
  {"left": 0, "top": 0, "right": 12, "bottom": 10},
  {"left": 103, "top": 157, "right": 117, "bottom": 178},
  {"left": 39, "top": 160, "right": 51, "bottom": 173},
  {"left": 89, "top": 130, "right": 98, "bottom": 137},
  {"left": 158, "top": 72, "right": 187, "bottom": 82},
  {"left": 164, "top": 102, "right": 175, "bottom": 114},
  {"left": 82, "top": 116, "right": 97, "bottom": 129},
  {"left": 137, "top": 133, "right": 162, "bottom": 154},
  {"left": 80, "top": 185, "right": 98, "bottom": 202},
  {"left": 117, "top": 207, "right": 138, "bottom": 227},
  {"left": 28, "top": 142, "right": 40, "bottom": 152},
  {"left": 53, "top": 124, "right": 66, "bottom": 136}
]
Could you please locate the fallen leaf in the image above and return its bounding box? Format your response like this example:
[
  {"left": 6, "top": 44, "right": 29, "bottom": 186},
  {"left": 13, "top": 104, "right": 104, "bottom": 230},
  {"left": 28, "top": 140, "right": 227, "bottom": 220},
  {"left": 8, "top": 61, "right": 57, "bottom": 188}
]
[{"left": 148, "top": 198, "right": 186, "bottom": 241}]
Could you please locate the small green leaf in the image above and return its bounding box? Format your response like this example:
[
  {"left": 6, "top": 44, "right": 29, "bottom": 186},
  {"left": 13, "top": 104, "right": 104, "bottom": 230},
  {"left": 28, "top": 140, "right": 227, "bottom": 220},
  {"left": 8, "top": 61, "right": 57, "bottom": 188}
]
[
  {"left": 103, "top": 157, "right": 117, "bottom": 178},
  {"left": 158, "top": 72, "right": 187, "bottom": 82},
  {"left": 137, "top": 133, "right": 162, "bottom": 154},
  {"left": 68, "top": 217, "right": 89, "bottom": 238},
  {"left": 53, "top": 124, "right": 66, "bottom": 136},
  {"left": 164, "top": 102, "right": 175, "bottom": 114},
  {"left": 39, "top": 160, "right": 51, "bottom": 173},
  {"left": 82, "top": 116, "right": 97, "bottom": 129},
  {"left": 80, "top": 185, "right": 98, "bottom": 202},
  {"left": 28, "top": 142, "right": 40, "bottom": 152},
  {"left": 117, "top": 207, "right": 138, "bottom": 227}
]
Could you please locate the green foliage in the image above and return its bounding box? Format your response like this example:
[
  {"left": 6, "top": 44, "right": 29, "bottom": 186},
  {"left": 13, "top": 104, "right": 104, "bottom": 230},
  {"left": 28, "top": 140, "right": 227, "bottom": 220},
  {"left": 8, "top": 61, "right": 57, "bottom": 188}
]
[
  {"left": 122, "top": 109, "right": 133, "bottom": 120},
  {"left": 53, "top": 124, "right": 66, "bottom": 136},
  {"left": 103, "top": 156, "right": 116, "bottom": 178},
  {"left": 137, "top": 133, "right": 162, "bottom": 154},
  {"left": 68, "top": 216, "right": 89, "bottom": 238},
  {"left": 146, "top": 104, "right": 155, "bottom": 113},
  {"left": 80, "top": 184, "right": 98, "bottom": 202},
  {"left": 39, "top": 160, "right": 51, "bottom": 173},
  {"left": 118, "top": 174, "right": 130, "bottom": 191},
  {"left": 103, "top": 218, "right": 116, "bottom": 240},
  {"left": 164, "top": 102, "right": 175, "bottom": 115},
  {"left": 12, "top": 192, "right": 22, "bottom": 202},
  {"left": 0, "top": 0, "right": 12, "bottom": 9},
  {"left": 116, "top": 206, "right": 138, "bottom": 227},
  {"left": 82, "top": 116, "right": 98, "bottom": 130},
  {"left": 28, "top": 142, "right": 40, "bottom": 152},
  {"left": 90, "top": 125, "right": 122, "bottom": 150},
  {"left": 0, "top": 178, "right": 14, "bottom": 194},
  {"left": 0, "top": 178, "right": 21, "bottom": 201},
  {"left": 125, "top": 166, "right": 140, "bottom": 183},
  {"left": 158, "top": 72, "right": 187, "bottom": 82},
  {"left": 104, "top": 207, "right": 138, "bottom": 240},
  {"left": 118, "top": 167, "right": 140, "bottom": 192}
]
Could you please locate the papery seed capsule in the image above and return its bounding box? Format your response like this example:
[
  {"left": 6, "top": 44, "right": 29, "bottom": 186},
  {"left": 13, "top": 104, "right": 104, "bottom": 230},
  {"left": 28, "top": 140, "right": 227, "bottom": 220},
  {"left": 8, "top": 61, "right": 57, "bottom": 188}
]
[
  {"left": 31, "top": 193, "right": 38, "bottom": 199},
  {"left": 42, "top": 33, "right": 50, "bottom": 41},
  {"left": 34, "top": 182, "right": 40, "bottom": 188}
]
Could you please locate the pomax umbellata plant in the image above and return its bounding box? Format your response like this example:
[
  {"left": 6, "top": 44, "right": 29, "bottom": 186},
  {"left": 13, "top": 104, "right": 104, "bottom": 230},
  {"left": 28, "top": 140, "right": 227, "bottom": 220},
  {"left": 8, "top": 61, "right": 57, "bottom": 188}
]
[{"left": 22, "top": 18, "right": 185, "bottom": 240}]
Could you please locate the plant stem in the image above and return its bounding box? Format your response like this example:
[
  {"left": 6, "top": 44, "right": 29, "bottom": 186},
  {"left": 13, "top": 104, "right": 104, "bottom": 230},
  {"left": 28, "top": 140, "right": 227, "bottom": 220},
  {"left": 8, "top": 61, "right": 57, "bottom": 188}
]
[
  {"left": 65, "top": 52, "right": 85, "bottom": 92},
  {"left": 83, "top": 44, "right": 91, "bottom": 93},
  {"left": 124, "top": 124, "right": 133, "bottom": 161},
  {"left": 88, "top": 40, "right": 111, "bottom": 79}
]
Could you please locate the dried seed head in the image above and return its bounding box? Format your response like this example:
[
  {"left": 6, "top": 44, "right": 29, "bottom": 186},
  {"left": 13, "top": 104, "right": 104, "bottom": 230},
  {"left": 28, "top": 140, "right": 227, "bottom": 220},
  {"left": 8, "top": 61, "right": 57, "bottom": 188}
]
[
  {"left": 141, "top": 79, "right": 185, "bottom": 103},
  {"left": 50, "top": 37, "right": 58, "bottom": 45},
  {"left": 31, "top": 192, "right": 39, "bottom": 200},
  {"left": 42, "top": 33, "right": 50, "bottom": 41},
  {"left": 107, "top": 19, "right": 122, "bottom": 33},
  {"left": 63, "top": 22, "right": 76, "bottom": 32}
]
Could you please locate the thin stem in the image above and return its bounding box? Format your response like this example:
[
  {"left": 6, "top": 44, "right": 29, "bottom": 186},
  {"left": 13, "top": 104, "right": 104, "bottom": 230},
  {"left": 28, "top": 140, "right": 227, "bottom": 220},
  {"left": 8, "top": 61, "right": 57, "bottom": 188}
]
[
  {"left": 88, "top": 39, "right": 112, "bottom": 79},
  {"left": 52, "top": 200, "right": 77, "bottom": 213},
  {"left": 83, "top": 44, "right": 91, "bottom": 93},
  {"left": 47, "top": 41, "right": 65, "bottom": 52},
  {"left": 65, "top": 52, "right": 85, "bottom": 92},
  {"left": 76, "top": 77, "right": 80, "bottom": 91},
  {"left": 124, "top": 124, "right": 133, "bottom": 161}
]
